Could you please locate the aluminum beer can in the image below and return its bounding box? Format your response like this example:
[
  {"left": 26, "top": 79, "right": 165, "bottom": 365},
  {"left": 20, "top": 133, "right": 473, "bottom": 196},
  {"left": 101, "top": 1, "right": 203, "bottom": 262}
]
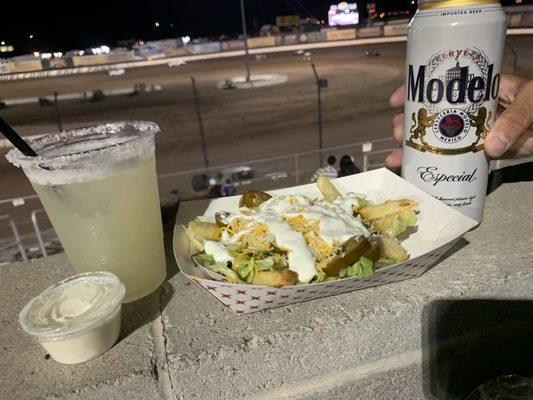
[{"left": 402, "top": 0, "right": 507, "bottom": 222}]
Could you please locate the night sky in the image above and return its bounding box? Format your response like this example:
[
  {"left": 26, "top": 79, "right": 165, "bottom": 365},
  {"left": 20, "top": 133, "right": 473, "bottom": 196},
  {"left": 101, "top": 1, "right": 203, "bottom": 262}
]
[{"left": 1, "top": 0, "right": 529, "bottom": 54}]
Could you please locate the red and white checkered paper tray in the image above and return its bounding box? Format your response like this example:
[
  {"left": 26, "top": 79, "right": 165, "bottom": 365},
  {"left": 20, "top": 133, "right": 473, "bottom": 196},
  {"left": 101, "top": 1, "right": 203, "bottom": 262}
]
[{"left": 173, "top": 168, "right": 477, "bottom": 314}]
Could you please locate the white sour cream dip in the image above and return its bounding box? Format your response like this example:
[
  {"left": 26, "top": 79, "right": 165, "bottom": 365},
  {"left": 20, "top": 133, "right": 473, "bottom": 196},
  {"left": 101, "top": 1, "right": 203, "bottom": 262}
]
[{"left": 19, "top": 271, "right": 125, "bottom": 364}]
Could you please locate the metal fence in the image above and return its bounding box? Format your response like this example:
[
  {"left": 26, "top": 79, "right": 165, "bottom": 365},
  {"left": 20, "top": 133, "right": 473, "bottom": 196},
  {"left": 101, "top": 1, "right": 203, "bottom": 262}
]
[
  {"left": 156, "top": 137, "right": 397, "bottom": 198},
  {"left": 2, "top": 138, "right": 533, "bottom": 264},
  {"left": 0, "top": 215, "right": 27, "bottom": 264},
  {"left": 0, "top": 137, "right": 397, "bottom": 262},
  {"left": 1, "top": 17, "right": 532, "bottom": 263}
]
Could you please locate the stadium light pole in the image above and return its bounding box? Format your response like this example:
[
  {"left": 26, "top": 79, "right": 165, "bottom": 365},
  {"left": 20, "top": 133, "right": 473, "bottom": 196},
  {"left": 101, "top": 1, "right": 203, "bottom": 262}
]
[
  {"left": 191, "top": 77, "right": 209, "bottom": 169},
  {"left": 53, "top": 92, "right": 64, "bottom": 132},
  {"left": 311, "top": 64, "right": 327, "bottom": 165},
  {"left": 240, "top": 0, "right": 251, "bottom": 82}
]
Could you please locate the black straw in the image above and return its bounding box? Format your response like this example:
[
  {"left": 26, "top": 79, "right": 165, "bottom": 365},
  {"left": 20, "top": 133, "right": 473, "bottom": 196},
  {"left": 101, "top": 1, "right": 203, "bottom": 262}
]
[{"left": 0, "top": 116, "right": 38, "bottom": 157}]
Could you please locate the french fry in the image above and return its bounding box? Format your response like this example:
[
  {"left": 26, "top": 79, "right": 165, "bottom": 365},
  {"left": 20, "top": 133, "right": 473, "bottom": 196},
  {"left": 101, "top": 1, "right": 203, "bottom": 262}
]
[
  {"left": 316, "top": 174, "right": 341, "bottom": 201},
  {"left": 359, "top": 199, "right": 418, "bottom": 237},
  {"left": 185, "top": 229, "right": 204, "bottom": 252},
  {"left": 359, "top": 199, "right": 418, "bottom": 220},
  {"left": 371, "top": 209, "right": 416, "bottom": 236},
  {"left": 186, "top": 221, "right": 222, "bottom": 251},
  {"left": 380, "top": 235, "right": 409, "bottom": 262},
  {"left": 251, "top": 270, "right": 298, "bottom": 287}
]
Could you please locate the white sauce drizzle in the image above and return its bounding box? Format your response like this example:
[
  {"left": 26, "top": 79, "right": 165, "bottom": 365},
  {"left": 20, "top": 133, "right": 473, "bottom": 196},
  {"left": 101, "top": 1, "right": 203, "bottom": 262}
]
[
  {"left": 204, "top": 194, "right": 369, "bottom": 283},
  {"left": 204, "top": 240, "right": 233, "bottom": 264}
]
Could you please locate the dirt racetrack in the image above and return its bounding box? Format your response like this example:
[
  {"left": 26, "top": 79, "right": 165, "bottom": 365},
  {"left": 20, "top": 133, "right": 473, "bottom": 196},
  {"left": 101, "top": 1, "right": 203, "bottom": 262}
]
[{"left": 0, "top": 36, "right": 531, "bottom": 241}]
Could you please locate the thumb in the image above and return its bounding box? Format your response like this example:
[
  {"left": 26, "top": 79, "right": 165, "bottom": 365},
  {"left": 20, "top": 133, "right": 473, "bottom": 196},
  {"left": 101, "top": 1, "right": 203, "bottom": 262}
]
[
  {"left": 389, "top": 85, "right": 405, "bottom": 108},
  {"left": 485, "top": 81, "right": 533, "bottom": 158}
]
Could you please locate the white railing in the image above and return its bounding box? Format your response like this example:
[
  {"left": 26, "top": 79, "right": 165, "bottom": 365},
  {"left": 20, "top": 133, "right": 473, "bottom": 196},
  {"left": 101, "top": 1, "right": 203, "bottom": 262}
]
[
  {"left": 0, "top": 194, "right": 39, "bottom": 206},
  {"left": 0, "top": 137, "right": 398, "bottom": 260},
  {"left": 155, "top": 137, "right": 399, "bottom": 199},
  {"left": 3, "top": 138, "right": 531, "bottom": 262},
  {"left": 0, "top": 215, "right": 28, "bottom": 262},
  {"left": 31, "top": 209, "right": 48, "bottom": 257}
]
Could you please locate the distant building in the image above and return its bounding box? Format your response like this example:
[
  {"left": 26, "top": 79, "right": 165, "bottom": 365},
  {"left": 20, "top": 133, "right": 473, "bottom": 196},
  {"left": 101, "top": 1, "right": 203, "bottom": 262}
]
[{"left": 0, "top": 43, "right": 14, "bottom": 54}]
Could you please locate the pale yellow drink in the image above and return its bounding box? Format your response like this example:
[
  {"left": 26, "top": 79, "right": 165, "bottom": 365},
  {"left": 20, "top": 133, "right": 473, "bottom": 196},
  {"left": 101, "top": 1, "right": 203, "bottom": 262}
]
[
  {"left": 6, "top": 122, "right": 166, "bottom": 302},
  {"left": 31, "top": 155, "right": 165, "bottom": 302}
]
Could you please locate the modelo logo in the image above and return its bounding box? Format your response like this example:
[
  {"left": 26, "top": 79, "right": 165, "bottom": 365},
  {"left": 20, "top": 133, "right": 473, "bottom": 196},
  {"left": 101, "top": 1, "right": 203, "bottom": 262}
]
[
  {"left": 404, "top": 48, "right": 497, "bottom": 155},
  {"left": 407, "top": 48, "right": 500, "bottom": 107}
]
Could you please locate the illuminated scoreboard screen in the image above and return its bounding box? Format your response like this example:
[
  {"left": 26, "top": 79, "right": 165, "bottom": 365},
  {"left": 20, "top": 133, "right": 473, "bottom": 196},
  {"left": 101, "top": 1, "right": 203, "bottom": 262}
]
[{"left": 328, "top": 2, "right": 359, "bottom": 26}]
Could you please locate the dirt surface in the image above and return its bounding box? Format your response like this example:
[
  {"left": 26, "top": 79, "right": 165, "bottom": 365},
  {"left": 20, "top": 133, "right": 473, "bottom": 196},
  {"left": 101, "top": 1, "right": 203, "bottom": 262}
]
[{"left": 0, "top": 36, "right": 531, "bottom": 241}]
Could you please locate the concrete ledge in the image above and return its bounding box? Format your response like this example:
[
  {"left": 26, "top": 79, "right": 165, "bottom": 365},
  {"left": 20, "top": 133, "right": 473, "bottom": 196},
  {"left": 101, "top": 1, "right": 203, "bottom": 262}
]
[
  {"left": 49, "top": 376, "right": 163, "bottom": 400},
  {"left": 0, "top": 181, "right": 531, "bottom": 399},
  {"left": 256, "top": 362, "right": 425, "bottom": 400},
  {"left": 0, "top": 258, "right": 162, "bottom": 400}
]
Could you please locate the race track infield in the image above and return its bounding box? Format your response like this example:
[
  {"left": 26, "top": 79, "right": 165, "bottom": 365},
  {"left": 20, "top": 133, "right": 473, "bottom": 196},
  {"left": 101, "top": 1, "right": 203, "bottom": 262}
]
[{"left": 0, "top": 36, "right": 531, "bottom": 240}]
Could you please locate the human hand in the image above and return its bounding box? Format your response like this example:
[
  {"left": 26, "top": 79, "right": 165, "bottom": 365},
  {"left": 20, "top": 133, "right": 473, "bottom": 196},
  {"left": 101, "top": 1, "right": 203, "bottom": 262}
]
[{"left": 385, "top": 74, "right": 533, "bottom": 168}]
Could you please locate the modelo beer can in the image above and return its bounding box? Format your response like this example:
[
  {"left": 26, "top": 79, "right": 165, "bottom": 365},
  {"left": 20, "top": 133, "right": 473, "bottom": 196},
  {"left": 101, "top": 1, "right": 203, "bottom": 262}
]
[{"left": 402, "top": 0, "right": 507, "bottom": 222}]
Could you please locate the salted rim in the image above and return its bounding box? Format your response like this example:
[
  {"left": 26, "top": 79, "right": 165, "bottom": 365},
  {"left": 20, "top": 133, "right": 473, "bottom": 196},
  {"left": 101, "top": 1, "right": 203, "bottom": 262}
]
[
  {"left": 6, "top": 121, "right": 159, "bottom": 169},
  {"left": 19, "top": 271, "right": 125, "bottom": 341}
]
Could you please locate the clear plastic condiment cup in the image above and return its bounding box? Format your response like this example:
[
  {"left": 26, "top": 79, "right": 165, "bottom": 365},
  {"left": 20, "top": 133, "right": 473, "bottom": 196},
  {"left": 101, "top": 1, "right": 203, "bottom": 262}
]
[{"left": 19, "top": 271, "right": 125, "bottom": 364}]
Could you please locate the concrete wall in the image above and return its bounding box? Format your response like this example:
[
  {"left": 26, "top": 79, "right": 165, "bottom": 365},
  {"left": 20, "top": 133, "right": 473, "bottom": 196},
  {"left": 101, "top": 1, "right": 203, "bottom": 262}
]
[
  {"left": 326, "top": 29, "right": 357, "bottom": 41},
  {"left": 72, "top": 55, "right": 109, "bottom": 67},
  {"left": 7, "top": 59, "right": 42, "bottom": 73},
  {"left": 383, "top": 24, "right": 409, "bottom": 37},
  {"left": 1, "top": 181, "right": 531, "bottom": 399},
  {"left": 248, "top": 36, "right": 277, "bottom": 48}
]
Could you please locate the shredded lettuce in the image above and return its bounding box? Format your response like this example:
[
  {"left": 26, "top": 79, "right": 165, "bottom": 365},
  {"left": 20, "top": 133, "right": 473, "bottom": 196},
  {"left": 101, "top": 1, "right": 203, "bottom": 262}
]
[
  {"left": 228, "top": 249, "right": 241, "bottom": 258},
  {"left": 235, "top": 258, "right": 255, "bottom": 283},
  {"left": 217, "top": 267, "right": 242, "bottom": 282},
  {"left": 245, "top": 270, "right": 254, "bottom": 284},
  {"left": 194, "top": 252, "right": 244, "bottom": 283},
  {"left": 237, "top": 258, "right": 253, "bottom": 278},
  {"left": 377, "top": 257, "right": 397, "bottom": 266},
  {"left": 272, "top": 257, "right": 289, "bottom": 270},
  {"left": 313, "top": 271, "right": 326, "bottom": 283},
  {"left": 385, "top": 214, "right": 417, "bottom": 237},
  {"left": 255, "top": 257, "right": 274, "bottom": 270},
  {"left": 193, "top": 253, "right": 215, "bottom": 266},
  {"left": 354, "top": 196, "right": 367, "bottom": 209},
  {"left": 346, "top": 257, "right": 374, "bottom": 279},
  {"left": 193, "top": 234, "right": 205, "bottom": 245}
]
